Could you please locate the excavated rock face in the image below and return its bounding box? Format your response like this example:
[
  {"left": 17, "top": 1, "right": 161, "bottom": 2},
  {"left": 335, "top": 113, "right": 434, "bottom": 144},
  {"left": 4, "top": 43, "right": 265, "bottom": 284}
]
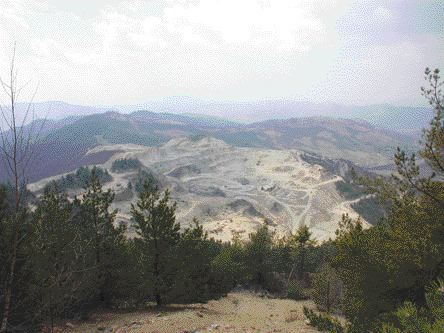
[{"left": 30, "top": 136, "right": 372, "bottom": 241}]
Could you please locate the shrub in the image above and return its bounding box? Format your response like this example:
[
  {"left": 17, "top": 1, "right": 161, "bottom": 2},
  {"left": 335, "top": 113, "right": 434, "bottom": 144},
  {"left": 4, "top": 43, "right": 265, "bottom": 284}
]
[
  {"left": 114, "top": 186, "right": 134, "bottom": 202},
  {"left": 311, "top": 264, "right": 343, "bottom": 313},
  {"left": 134, "top": 169, "right": 158, "bottom": 193},
  {"left": 303, "top": 307, "right": 346, "bottom": 333},
  {"left": 111, "top": 158, "right": 142, "bottom": 172},
  {"left": 45, "top": 166, "right": 112, "bottom": 192},
  {"left": 287, "top": 280, "right": 307, "bottom": 300}
]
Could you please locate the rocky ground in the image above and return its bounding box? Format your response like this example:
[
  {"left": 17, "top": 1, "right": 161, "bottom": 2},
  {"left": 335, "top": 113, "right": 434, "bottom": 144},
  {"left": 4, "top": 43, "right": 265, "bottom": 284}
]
[
  {"left": 60, "top": 291, "right": 319, "bottom": 333},
  {"left": 30, "top": 136, "right": 371, "bottom": 242}
]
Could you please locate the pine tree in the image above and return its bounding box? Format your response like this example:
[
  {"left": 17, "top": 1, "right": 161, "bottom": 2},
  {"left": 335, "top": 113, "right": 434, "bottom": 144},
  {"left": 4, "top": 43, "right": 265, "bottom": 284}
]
[
  {"left": 311, "top": 264, "right": 342, "bottom": 314},
  {"left": 0, "top": 186, "right": 40, "bottom": 332},
  {"left": 175, "top": 218, "right": 212, "bottom": 303},
  {"left": 244, "top": 226, "right": 274, "bottom": 288},
  {"left": 209, "top": 238, "right": 246, "bottom": 295},
  {"left": 287, "top": 225, "right": 316, "bottom": 283},
  {"left": 379, "top": 279, "right": 444, "bottom": 333},
  {"left": 330, "top": 69, "right": 444, "bottom": 331},
  {"left": 0, "top": 47, "right": 44, "bottom": 333},
  {"left": 30, "top": 185, "right": 96, "bottom": 329},
  {"left": 131, "top": 182, "right": 180, "bottom": 307},
  {"left": 74, "top": 167, "right": 125, "bottom": 306}
]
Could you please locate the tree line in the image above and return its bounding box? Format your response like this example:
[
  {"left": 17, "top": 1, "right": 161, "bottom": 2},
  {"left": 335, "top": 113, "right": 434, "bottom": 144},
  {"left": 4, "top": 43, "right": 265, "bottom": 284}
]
[{"left": 0, "top": 169, "right": 335, "bottom": 332}]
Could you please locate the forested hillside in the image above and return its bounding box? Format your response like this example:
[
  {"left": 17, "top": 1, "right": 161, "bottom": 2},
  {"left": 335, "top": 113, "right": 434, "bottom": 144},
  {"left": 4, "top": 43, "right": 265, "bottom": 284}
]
[{"left": 0, "top": 110, "right": 417, "bottom": 183}]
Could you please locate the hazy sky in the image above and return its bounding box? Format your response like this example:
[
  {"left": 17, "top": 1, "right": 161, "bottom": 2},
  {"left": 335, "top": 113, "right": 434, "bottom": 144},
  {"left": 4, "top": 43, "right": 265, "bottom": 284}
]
[{"left": 0, "top": 0, "right": 443, "bottom": 106}]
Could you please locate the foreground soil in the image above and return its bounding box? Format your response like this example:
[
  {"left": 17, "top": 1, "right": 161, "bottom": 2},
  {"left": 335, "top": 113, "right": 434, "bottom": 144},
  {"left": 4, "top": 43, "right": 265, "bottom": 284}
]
[{"left": 62, "top": 291, "right": 319, "bottom": 333}]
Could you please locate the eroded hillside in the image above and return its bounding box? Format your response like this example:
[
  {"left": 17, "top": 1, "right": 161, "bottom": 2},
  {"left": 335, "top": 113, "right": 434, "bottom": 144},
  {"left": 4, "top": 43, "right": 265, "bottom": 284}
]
[
  {"left": 30, "top": 136, "right": 371, "bottom": 241},
  {"left": 12, "top": 111, "right": 417, "bottom": 183}
]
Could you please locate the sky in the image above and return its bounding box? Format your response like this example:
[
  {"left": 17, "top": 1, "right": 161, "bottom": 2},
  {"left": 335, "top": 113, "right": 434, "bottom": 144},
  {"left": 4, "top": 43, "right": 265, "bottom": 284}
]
[{"left": 0, "top": 0, "right": 443, "bottom": 107}]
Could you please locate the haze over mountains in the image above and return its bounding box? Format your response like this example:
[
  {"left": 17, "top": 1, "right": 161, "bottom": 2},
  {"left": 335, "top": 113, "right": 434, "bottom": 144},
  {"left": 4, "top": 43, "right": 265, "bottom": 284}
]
[{"left": 19, "top": 97, "right": 432, "bottom": 135}]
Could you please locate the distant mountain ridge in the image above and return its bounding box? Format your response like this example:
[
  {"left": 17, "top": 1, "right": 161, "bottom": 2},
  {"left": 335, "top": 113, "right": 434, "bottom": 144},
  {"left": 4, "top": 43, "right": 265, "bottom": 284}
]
[
  {"left": 19, "top": 98, "right": 432, "bottom": 135},
  {"left": 0, "top": 109, "right": 419, "bottom": 183}
]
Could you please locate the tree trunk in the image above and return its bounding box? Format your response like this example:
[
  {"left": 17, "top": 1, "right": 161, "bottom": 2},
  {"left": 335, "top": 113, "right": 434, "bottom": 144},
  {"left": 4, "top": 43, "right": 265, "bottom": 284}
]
[
  {"left": 155, "top": 294, "right": 162, "bottom": 308},
  {"left": 326, "top": 278, "right": 331, "bottom": 313},
  {"left": 153, "top": 250, "right": 161, "bottom": 307},
  {"left": 0, "top": 46, "right": 39, "bottom": 333},
  {"left": 1, "top": 231, "right": 18, "bottom": 333},
  {"left": 298, "top": 248, "right": 305, "bottom": 280},
  {"left": 287, "top": 261, "right": 296, "bottom": 287}
]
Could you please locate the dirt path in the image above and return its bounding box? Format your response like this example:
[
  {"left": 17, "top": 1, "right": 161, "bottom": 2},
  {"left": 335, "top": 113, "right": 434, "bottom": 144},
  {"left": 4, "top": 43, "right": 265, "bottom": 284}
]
[{"left": 63, "top": 292, "right": 318, "bottom": 333}]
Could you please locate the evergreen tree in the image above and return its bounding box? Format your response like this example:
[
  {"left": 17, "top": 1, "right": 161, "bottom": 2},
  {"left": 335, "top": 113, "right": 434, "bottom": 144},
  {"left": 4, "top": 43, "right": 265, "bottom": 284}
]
[
  {"left": 311, "top": 264, "right": 343, "bottom": 314},
  {"left": 175, "top": 218, "right": 212, "bottom": 303},
  {"left": 329, "top": 68, "right": 444, "bottom": 331},
  {"left": 111, "top": 158, "right": 142, "bottom": 172},
  {"left": 30, "top": 186, "right": 96, "bottom": 328},
  {"left": 0, "top": 187, "right": 40, "bottom": 332},
  {"left": 244, "top": 226, "right": 274, "bottom": 288},
  {"left": 74, "top": 167, "right": 125, "bottom": 306},
  {"left": 131, "top": 182, "right": 180, "bottom": 307},
  {"left": 379, "top": 279, "right": 444, "bottom": 333},
  {"left": 209, "top": 238, "right": 247, "bottom": 295},
  {"left": 287, "top": 225, "right": 316, "bottom": 283}
]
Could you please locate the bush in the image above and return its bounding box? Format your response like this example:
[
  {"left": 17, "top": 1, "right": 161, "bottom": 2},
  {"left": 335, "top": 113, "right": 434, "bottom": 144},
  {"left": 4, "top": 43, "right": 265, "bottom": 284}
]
[
  {"left": 45, "top": 166, "right": 112, "bottom": 192},
  {"left": 209, "top": 241, "right": 247, "bottom": 295},
  {"left": 303, "top": 307, "right": 346, "bottom": 333},
  {"left": 134, "top": 169, "right": 158, "bottom": 193},
  {"left": 114, "top": 186, "right": 134, "bottom": 202},
  {"left": 287, "top": 280, "right": 307, "bottom": 300},
  {"left": 111, "top": 158, "right": 142, "bottom": 173},
  {"left": 311, "top": 264, "right": 343, "bottom": 313}
]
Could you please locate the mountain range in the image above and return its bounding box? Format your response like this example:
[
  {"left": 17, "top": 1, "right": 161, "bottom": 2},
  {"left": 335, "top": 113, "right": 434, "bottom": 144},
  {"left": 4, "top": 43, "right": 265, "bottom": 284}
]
[
  {"left": 7, "top": 102, "right": 424, "bottom": 241},
  {"left": 2, "top": 109, "right": 417, "bottom": 184},
  {"left": 19, "top": 98, "right": 432, "bottom": 135}
]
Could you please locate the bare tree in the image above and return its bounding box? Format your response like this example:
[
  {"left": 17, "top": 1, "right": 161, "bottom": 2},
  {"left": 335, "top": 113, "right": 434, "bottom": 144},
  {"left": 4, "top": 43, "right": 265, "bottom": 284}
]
[{"left": 0, "top": 45, "right": 44, "bottom": 333}]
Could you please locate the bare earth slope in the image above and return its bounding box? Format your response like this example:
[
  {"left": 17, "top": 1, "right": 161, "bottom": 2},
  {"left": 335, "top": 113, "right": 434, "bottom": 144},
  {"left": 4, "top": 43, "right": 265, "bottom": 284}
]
[
  {"left": 63, "top": 291, "right": 318, "bottom": 333},
  {"left": 29, "top": 136, "right": 371, "bottom": 241}
]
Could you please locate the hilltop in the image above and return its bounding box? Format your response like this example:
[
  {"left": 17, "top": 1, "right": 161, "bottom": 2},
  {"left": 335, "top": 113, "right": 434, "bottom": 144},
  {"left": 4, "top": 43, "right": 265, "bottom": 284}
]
[{"left": 30, "top": 136, "right": 375, "bottom": 241}]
